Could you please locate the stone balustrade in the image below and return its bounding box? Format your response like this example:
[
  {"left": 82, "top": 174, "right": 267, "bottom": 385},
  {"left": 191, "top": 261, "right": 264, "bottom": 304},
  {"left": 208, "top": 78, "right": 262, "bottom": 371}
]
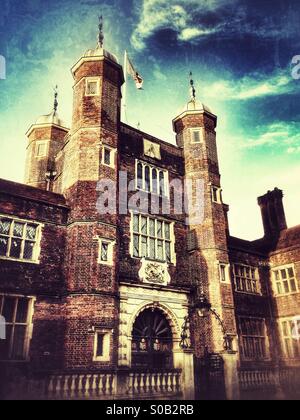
[
  {"left": 128, "top": 370, "right": 182, "bottom": 396},
  {"left": 40, "top": 369, "right": 182, "bottom": 400}
]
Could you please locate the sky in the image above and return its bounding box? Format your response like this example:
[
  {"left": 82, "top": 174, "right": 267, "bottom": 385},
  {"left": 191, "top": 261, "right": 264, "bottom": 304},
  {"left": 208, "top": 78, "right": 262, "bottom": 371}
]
[{"left": 0, "top": 0, "right": 300, "bottom": 240}]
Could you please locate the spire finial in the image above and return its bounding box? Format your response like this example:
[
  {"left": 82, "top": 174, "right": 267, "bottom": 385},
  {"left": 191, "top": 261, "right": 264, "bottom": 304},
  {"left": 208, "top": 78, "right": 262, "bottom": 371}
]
[
  {"left": 98, "top": 15, "right": 104, "bottom": 48},
  {"left": 189, "top": 71, "right": 196, "bottom": 102},
  {"left": 53, "top": 85, "right": 58, "bottom": 114}
]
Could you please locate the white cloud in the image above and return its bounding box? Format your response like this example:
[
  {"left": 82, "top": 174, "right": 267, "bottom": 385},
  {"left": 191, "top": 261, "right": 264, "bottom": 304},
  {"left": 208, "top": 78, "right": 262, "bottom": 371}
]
[
  {"left": 178, "top": 27, "right": 216, "bottom": 41},
  {"left": 228, "top": 122, "right": 300, "bottom": 151},
  {"left": 131, "top": 0, "right": 235, "bottom": 50},
  {"left": 203, "top": 71, "right": 295, "bottom": 101}
]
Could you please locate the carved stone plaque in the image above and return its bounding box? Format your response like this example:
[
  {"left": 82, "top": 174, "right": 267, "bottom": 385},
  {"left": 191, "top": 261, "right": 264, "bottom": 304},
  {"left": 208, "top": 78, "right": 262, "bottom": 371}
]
[{"left": 138, "top": 258, "right": 171, "bottom": 286}]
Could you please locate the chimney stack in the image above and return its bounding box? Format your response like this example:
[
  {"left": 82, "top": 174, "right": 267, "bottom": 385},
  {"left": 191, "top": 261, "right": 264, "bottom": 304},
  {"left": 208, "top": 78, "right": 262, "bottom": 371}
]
[{"left": 258, "top": 188, "right": 287, "bottom": 238}]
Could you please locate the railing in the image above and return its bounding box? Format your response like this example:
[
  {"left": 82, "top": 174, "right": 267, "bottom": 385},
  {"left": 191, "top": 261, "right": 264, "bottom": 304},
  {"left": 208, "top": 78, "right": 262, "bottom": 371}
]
[
  {"left": 39, "top": 369, "right": 182, "bottom": 400},
  {"left": 46, "top": 372, "right": 116, "bottom": 400},
  {"left": 239, "top": 370, "right": 276, "bottom": 391},
  {"left": 128, "top": 370, "right": 182, "bottom": 396}
]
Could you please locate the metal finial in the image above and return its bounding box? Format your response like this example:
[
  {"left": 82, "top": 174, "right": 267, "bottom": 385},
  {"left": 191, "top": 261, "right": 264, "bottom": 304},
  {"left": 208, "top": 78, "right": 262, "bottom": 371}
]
[
  {"left": 53, "top": 85, "right": 58, "bottom": 114},
  {"left": 189, "top": 71, "right": 196, "bottom": 101},
  {"left": 98, "top": 15, "right": 104, "bottom": 48}
]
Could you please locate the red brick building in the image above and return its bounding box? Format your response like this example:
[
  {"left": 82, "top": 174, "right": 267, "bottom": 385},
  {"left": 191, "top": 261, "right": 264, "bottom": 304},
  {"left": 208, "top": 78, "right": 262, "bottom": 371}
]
[{"left": 0, "top": 35, "right": 299, "bottom": 400}]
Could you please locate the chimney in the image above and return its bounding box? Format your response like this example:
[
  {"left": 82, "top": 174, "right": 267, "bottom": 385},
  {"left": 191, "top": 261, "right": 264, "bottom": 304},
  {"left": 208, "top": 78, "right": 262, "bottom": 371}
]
[{"left": 258, "top": 188, "right": 287, "bottom": 238}]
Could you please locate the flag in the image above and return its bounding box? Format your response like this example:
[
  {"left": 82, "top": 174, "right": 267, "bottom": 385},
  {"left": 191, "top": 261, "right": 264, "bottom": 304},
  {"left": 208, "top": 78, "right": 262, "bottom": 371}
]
[{"left": 126, "top": 54, "right": 144, "bottom": 90}]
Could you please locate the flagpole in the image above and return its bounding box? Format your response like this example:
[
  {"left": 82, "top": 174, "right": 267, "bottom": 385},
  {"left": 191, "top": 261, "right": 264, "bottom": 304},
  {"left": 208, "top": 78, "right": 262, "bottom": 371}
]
[{"left": 122, "top": 50, "right": 128, "bottom": 123}]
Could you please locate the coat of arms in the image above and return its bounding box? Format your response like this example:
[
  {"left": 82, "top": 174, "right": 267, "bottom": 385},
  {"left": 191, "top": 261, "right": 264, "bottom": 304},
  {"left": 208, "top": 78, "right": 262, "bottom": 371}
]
[{"left": 138, "top": 259, "right": 171, "bottom": 286}]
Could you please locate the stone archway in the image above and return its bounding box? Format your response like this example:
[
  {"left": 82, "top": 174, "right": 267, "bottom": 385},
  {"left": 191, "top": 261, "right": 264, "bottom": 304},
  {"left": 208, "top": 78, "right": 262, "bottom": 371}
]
[{"left": 131, "top": 307, "right": 174, "bottom": 369}]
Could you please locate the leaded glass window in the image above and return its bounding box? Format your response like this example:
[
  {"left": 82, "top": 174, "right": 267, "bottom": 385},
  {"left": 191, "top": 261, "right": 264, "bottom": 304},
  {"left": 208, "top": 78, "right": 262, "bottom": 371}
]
[
  {"left": 0, "top": 217, "right": 40, "bottom": 262},
  {"left": 131, "top": 214, "right": 174, "bottom": 263},
  {"left": 98, "top": 238, "right": 114, "bottom": 265}
]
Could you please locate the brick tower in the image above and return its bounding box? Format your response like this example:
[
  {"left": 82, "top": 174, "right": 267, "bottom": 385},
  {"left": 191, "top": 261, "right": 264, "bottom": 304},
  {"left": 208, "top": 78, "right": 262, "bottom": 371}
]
[
  {"left": 59, "top": 20, "right": 124, "bottom": 369},
  {"left": 173, "top": 83, "right": 239, "bottom": 398},
  {"left": 24, "top": 91, "right": 69, "bottom": 190}
]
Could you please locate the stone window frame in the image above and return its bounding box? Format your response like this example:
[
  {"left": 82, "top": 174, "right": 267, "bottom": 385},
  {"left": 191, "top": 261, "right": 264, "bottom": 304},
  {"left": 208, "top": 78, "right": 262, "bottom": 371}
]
[
  {"left": 35, "top": 140, "right": 49, "bottom": 158},
  {"left": 190, "top": 128, "right": 204, "bottom": 144},
  {"left": 219, "top": 262, "right": 230, "bottom": 284},
  {"left": 272, "top": 264, "right": 298, "bottom": 296},
  {"left": 210, "top": 184, "right": 222, "bottom": 204},
  {"left": 85, "top": 77, "right": 101, "bottom": 97},
  {"left": 0, "top": 215, "right": 43, "bottom": 264},
  {"left": 93, "top": 328, "right": 112, "bottom": 362},
  {"left": 101, "top": 145, "right": 116, "bottom": 169},
  {"left": 129, "top": 212, "right": 176, "bottom": 265},
  {"left": 279, "top": 316, "right": 300, "bottom": 359},
  {"left": 232, "top": 263, "right": 261, "bottom": 295},
  {"left": 96, "top": 237, "right": 115, "bottom": 266},
  {"left": 0, "top": 294, "right": 35, "bottom": 362},
  {"left": 238, "top": 316, "right": 270, "bottom": 362},
  {"left": 135, "top": 159, "right": 169, "bottom": 198}
]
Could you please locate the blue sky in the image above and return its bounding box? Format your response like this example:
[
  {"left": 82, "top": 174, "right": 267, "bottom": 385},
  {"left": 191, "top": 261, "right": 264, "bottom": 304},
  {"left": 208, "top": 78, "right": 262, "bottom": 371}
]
[{"left": 0, "top": 0, "right": 300, "bottom": 239}]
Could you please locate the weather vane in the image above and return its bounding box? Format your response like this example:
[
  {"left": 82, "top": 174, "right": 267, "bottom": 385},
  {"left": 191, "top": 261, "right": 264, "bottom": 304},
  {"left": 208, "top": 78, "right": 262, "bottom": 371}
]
[
  {"left": 98, "top": 15, "right": 104, "bottom": 48},
  {"left": 189, "top": 71, "right": 196, "bottom": 102},
  {"left": 53, "top": 85, "right": 58, "bottom": 113}
]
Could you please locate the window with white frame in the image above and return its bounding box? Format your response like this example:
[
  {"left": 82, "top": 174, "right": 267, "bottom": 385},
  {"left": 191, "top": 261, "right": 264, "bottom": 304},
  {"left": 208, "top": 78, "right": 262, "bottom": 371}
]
[
  {"left": 233, "top": 264, "right": 260, "bottom": 294},
  {"left": 136, "top": 161, "right": 168, "bottom": 197},
  {"left": 85, "top": 78, "right": 100, "bottom": 96},
  {"left": 280, "top": 317, "right": 300, "bottom": 359},
  {"left": 191, "top": 128, "right": 203, "bottom": 144},
  {"left": 102, "top": 146, "right": 115, "bottom": 168},
  {"left": 36, "top": 142, "right": 47, "bottom": 158},
  {"left": 0, "top": 216, "right": 41, "bottom": 263},
  {"left": 272, "top": 265, "right": 298, "bottom": 296},
  {"left": 97, "top": 237, "right": 114, "bottom": 266},
  {"left": 0, "top": 295, "right": 34, "bottom": 361},
  {"left": 211, "top": 185, "right": 222, "bottom": 204},
  {"left": 131, "top": 214, "right": 175, "bottom": 264},
  {"left": 93, "top": 329, "right": 111, "bottom": 362},
  {"left": 238, "top": 317, "right": 268, "bottom": 361},
  {"left": 219, "top": 263, "right": 230, "bottom": 283}
]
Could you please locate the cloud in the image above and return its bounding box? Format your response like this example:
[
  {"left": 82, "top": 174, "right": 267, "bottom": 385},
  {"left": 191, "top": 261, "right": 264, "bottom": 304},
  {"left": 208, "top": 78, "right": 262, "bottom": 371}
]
[
  {"left": 202, "top": 70, "right": 296, "bottom": 101},
  {"left": 131, "top": 0, "right": 300, "bottom": 50},
  {"left": 178, "top": 27, "right": 216, "bottom": 41},
  {"left": 240, "top": 122, "right": 300, "bottom": 151},
  {"left": 131, "top": 0, "right": 235, "bottom": 50}
]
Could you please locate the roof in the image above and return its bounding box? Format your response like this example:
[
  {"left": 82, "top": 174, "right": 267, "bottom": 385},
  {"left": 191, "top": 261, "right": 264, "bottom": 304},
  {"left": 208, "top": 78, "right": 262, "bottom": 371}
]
[
  {"left": 228, "top": 236, "right": 267, "bottom": 256},
  {"left": 229, "top": 225, "right": 300, "bottom": 256},
  {"left": 0, "top": 179, "right": 68, "bottom": 208},
  {"left": 35, "top": 110, "right": 66, "bottom": 128},
  {"left": 274, "top": 225, "right": 300, "bottom": 251},
  {"left": 84, "top": 46, "right": 118, "bottom": 64}
]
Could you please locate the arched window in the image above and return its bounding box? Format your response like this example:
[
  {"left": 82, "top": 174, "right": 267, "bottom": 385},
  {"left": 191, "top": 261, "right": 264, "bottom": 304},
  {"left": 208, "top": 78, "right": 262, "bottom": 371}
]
[
  {"left": 137, "top": 163, "right": 143, "bottom": 189},
  {"left": 145, "top": 166, "right": 151, "bottom": 192},
  {"left": 159, "top": 171, "right": 165, "bottom": 196},
  {"left": 152, "top": 168, "right": 158, "bottom": 194},
  {"left": 132, "top": 308, "right": 173, "bottom": 369}
]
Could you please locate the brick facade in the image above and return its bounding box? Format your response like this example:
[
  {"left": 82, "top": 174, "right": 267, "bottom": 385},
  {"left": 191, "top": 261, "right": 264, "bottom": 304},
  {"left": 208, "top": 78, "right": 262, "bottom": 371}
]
[{"left": 0, "top": 41, "right": 299, "bottom": 400}]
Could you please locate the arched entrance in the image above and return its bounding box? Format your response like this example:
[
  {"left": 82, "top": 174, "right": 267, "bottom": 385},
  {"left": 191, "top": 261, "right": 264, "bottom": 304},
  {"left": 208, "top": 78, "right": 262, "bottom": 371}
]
[{"left": 131, "top": 308, "right": 173, "bottom": 369}]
